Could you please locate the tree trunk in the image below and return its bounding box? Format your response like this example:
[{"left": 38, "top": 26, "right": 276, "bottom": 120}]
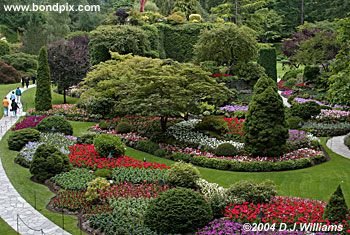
[
  {"left": 63, "top": 88, "right": 67, "bottom": 104},
  {"left": 160, "top": 116, "right": 168, "bottom": 132},
  {"left": 140, "top": 0, "right": 147, "bottom": 12},
  {"left": 300, "top": 0, "right": 305, "bottom": 25}
]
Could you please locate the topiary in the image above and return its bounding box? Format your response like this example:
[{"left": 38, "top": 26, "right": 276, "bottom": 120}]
[
  {"left": 77, "top": 133, "right": 97, "bottom": 144},
  {"left": 215, "top": 143, "right": 238, "bottom": 156},
  {"left": 116, "top": 122, "right": 132, "bottom": 134},
  {"left": 135, "top": 140, "right": 159, "bottom": 154},
  {"left": 144, "top": 188, "right": 213, "bottom": 234},
  {"left": 227, "top": 180, "right": 277, "bottom": 204},
  {"left": 37, "top": 116, "right": 73, "bottom": 135},
  {"left": 196, "top": 115, "right": 228, "bottom": 135},
  {"left": 323, "top": 185, "right": 349, "bottom": 222},
  {"left": 93, "top": 134, "right": 126, "bottom": 158},
  {"left": 29, "top": 144, "right": 71, "bottom": 182},
  {"left": 189, "top": 14, "right": 202, "bottom": 23},
  {"left": 35, "top": 47, "right": 52, "bottom": 111},
  {"left": 290, "top": 101, "right": 321, "bottom": 121},
  {"left": 287, "top": 116, "right": 304, "bottom": 129},
  {"left": 8, "top": 128, "right": 40, "bottom": 151},
  {"left": 166, "top": 12, "right": 186, "bottom": 24},
  {"left": 166, "top": 162, "right": 200, "bottom": 189}
]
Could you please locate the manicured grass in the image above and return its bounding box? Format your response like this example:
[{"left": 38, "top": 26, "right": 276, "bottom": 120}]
[
  {"left": 0, "top": 83, "right": 21, "bottom": 118},
  {"left": 21, "top": 87, "right": 79, "bottom": 111},
  {"left": 0, "top": 218, "right": 17, "bottom": 235},
  {"left": 70, "top": 121, "right": 96, "bottom": 136}
]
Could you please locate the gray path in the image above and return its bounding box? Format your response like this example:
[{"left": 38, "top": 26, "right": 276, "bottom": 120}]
[
  {"left": 0, "top": 86, "right": 70, "bottom": 235},
  {"left": 277, "top": 78, "right": 291, "bottom": 108},
  {"left": 327, "top": 135, "right": 350, "bottom": 160}
]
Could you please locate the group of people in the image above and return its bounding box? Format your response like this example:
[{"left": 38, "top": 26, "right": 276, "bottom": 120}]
[
  {"left": 21, "top": 76, "right": 35, "bottom": 89},
  {"left": 2, "top": 87, "right": 21, "bottom": 117}
]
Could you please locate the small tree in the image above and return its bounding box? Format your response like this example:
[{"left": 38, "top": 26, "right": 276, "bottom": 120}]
[
  {"left": 244, "top": 77, "right": 288, "bottom": 157},
  {"left": 258, "top": 48, "right": 277, "bottom": 81},
  {"left": 35, "top": 47, "right": 52, "bottom": 111},
  {"left": 324, "top": 185, "right": 349, "bottom": 222}
]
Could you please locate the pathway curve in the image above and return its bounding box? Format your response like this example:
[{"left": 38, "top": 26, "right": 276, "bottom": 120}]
[
  {"left": 0, "top": 85, "right": 71, "bottom": 235},
  {"left": 327, "top": 135, "right": 350, "bottom": 160},
  {"left": 277, "top": 78, "right": 291, "bottom": 108}
]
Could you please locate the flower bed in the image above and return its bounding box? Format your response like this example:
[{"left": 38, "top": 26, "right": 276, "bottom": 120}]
[
  {"left": 12, "top": 115, "right": 46, "bottom": 130},
  {"left": 220, "top": 105, "right": 248, "bottom": 113},
  {"left": 302, "top": 122, "right": 350, "bottom": 137},
  {"left": 224, "top": 117, "right": 245, "bottom": 136},
  {"left": 69, "top": 144, "right": 169, "bottom": 170},
  {"left": 315, "top": 109, "right": 350, "bottom": 123}
]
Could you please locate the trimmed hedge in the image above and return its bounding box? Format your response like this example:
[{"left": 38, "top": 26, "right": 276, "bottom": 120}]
[
  {"left": 8, "top": 128, "right": 40, "bottom": 151},
  {"left": 302, "top": 122, "right": 350, "bottom": 137},
  {"left": 37, "top": 116, "right": 73, "bottom": 135},
  {"left": 258, "top": 48, "right": 277, "bottom": 81},
  {"left": 93, "top": 134, "right": 126, "bottom": 158}
]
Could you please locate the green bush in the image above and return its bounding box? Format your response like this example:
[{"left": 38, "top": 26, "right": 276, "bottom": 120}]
[
  {"left": 166, "top": 162, "right": 200, "bottom": 189},
  {"left": 227, "top": 180, "right": 277, "bottom": 204},
  {"left": 291, "top": 102, "right": 321, "bottom": 121},
  {"left": 29, "top": 144, "right": 71, "bottom": 182},
  {"left": 282, "top": 69, "right": 302, "bottom": 81},
  {"left": 287, "top": 116, "right": 304, "bottom": 129},
  {"left": 8, "top": 128, "right": 40, "bottom": 151},
  {"left": 166, "top": 12, "right": 186, "bottom": 25},
  {"left": 302, "top": 122, "right": 350, "bottom": 137},
  {"left": 215, "top": 143, "right": 238, "bottom": 156},
  {"left": 93, "top": 134, "right": 126, "bottom": 158},
  {"left": 35, "top": 47, "right": 52, "bottom": 111},
  {"left": 77, "top": 133, "right": 96, "bottom": 144},
  {"left": 154, "top": 148, "right": 168, "bottom": 157},
  {"left": 135, "top": 140, "right": 159, "bottom": 154},
  {"left": 303, "top": 65, "right": 320, "bottom": 84},
  {"left": 323, "top": 185, "right": 349, "bottom": 222},
  {"left": 196, "top": 115, "right": 228, "bottom": 134},
  {"left": 51, "top": 168, "right": 95, "bottom": 190},
  {"left": 0, "top": 41, "right": 10, "bottom": 56},
  {"left": 144, "top": 188, "right": 213, "bottom": 234},
  {"left": 116, "top": 122, "right": 132, "bottom": 134},
  {"left": 344, "top": 135, "right": 350, "bottom": 149},
  {"left": 94, "top": 168, "right": 112, "bottom": 179},
  {"left": 37, "top": 116, "right": 73, "bottom": 135},
  {"left": 0, "top": 52, "right": 38, "bottom": 77},
  {"left": 189, "top": 14, "right": 202, "bottom": 23},
  {"left": 258, "top": 48, "right": 277, "bottom": 81},
  {"left": 111, "top": 167, "right": 168, "bottom": 184},
  {"left": 85, "top": 97, "right": 116, "bottom": 117}
]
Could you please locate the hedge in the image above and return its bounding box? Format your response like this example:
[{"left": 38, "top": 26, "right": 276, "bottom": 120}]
[{"left": 258, "top": 48, "right": 277, "bottom": 81}]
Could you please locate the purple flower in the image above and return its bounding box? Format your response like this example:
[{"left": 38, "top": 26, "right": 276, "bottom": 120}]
[
  {"left": 293, "top": 98, "right": 326, "bottom": 106},
  {"left": 220, "top": 105, "right": 248, "bottom": 112}
]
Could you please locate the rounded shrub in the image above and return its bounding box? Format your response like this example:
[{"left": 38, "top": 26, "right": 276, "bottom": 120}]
[
  {"left": 8, "top": 128, "right": 40, "bottom": 151},
  {"left": 29, "top": 144, "right": 71, "bottom": 182},
  {"left": 116, "top": 122, "right": 132, "bottom": 134},
  {"left": 135, "top": 140, "right": 159, "bottom": 154},
  {"left": 77, "top": 133, "right": 97, "bottom": 144},
  {"left": 290, "top": 101, "right": 321, "bottom": 121},
  {"left": 37, "top": 116, "right": 73, "bottom": 135},
  {"left": 144, "top": 188, "right": 213, "bottom": 234},
  {"left": 93, "top": 134, "right": 126, "bottom": 158},
  {"left": 287, "top": 116, "right": 304, "bottom": 129},
  {"left": 196, "top": 116, "right": 228, "bottom": 134},
  {"left": 166, "top": 162, "right": 200, "bottom": 189},
  {"left": 215, "top": 143, "right": 238, "bottom": 156},
  {"left": 0, "top": 61, "right": 21, "bottom": 84},
  {"left": 189, "top": 14, "right": 202, "bottom": 22}
]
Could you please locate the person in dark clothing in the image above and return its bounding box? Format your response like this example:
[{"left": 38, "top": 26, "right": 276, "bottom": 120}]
[
  {"left": 25, "top": 77, "right": 30, "bottom": 89},
  {"left": 21, "top": 77, "right": 25, "bottom": 88},
  {"left": 32, "top": 76, "right": 36, "bottom": 85},
  {"left": 11, "top": 100, "right": 20, "bottom": 117}
]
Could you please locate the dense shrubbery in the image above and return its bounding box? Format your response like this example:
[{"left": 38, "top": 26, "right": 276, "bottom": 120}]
[
  {"left": 290, "top": 101, "right": 321, "bottom": 120},
  {"left": 144, "top": 188, "right": 213, "bottom": 234},
  {"left": 8, "top": 128, "right": 40, "bottom": 151},
  {"left": 111, "top": 167, "right": 168, "bottom": 184},
  {"left": 77, "top": 133, "right": 96, "bottom": 144},
  {"left": 196, "top": 115, "right": 228, "bottom": 135},
  {"left": 166, "top": 162, "right": 200, "bottom": 189},
  {"left": 287, "top": 116, "right": 304, "bottom": 129},
  {"left": 215, "top": 143, "right": 238, "bottom": 156},
  {"left": 135, "top": 140, "right": 159, "bottom": 154},
  {"left": 115, "top": 122, "right": 132, "bottom": 133},
  {"left": 37, "top": 116, "right": 73, "bottom": 135},
  {"left": 30, "top": 144, "right": 71, "bottom": 182},
  {"left": 258, "top": 48, "right": 277, "bottom": 80},
  {"left": 0, "top": 61, "right": 21, "bottom": 84},
  {"left": 93, "top": 134, "right": 126, "bottom": 158},
  {"left": 0, "top": 41, "right": 10, "bottom": 56},
  {"left": 51, "top": 168, "right": 95, "bottom": 190},
  {"left": 302, "top": 122, "right": 350, "bottom": 136},
  {"left": 0, "top": 52, "right": 38, "bottom": 77}
]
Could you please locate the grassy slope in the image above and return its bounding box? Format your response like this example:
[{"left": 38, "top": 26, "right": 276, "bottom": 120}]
[
  {"left": 0, "top": 217, "right": 17, "bottom": 235},
  {"left": 0, "top": 83, "right": 21, "bottom": 118}
]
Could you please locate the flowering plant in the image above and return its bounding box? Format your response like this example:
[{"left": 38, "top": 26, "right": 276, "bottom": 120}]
[
  {"left": 224, "top": 117, "right": 245, "bottom": 136},
  {"left": 220, "top": 105, "right": 248, "bottom": 113},
  {"left": 13, "top": 115, "right": 46, "bottom": 130},
  {"left": 315, "top": 109, "right": 350, "bottom": 123}
]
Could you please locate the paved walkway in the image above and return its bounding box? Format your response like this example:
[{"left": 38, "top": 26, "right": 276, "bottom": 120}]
[
  {"left": 327, "top": 135, "right": 350, "bottom": 160},
  {"left": 277, "top": 78, "right": 291, "bottom": 108},
  {"left": 0, "top": 85, "right": 70, "bottom": 235}
]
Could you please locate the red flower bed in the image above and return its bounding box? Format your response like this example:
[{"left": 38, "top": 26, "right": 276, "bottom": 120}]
[
  {"left": 225, "top": 196, "right": 328, "bottom": 224},
  {"left": 278, "top": 80, "right": 289, "bottom": 90},
  {"left": 69, "top": 144, "right": 169, "bottom": 170},
  {"left": 12, "top": 115, "right": 47, "bottom": 130},
  {"left": 99, "top": 182, "right": 170, "bottom": 199},
  {"left": 211, "top": 73, "right": 233, "bottom": 77},
  {"left": 224, "top": 117, "right": 245, "bottom": 136}
]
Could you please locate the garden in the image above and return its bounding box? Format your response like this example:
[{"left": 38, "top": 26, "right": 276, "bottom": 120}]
[{"left": 1, "top": 0, "right": 350, "bottom": 234}]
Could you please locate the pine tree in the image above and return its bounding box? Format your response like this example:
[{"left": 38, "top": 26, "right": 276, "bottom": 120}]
[
  {"left": 35, "top": 47, "right": 52, "bottom": 111},
  {"left": 324, "top": 185, "right": 349, "bottom": 222},
  {"left": 244, "top": 76, "right": 288, "bottom": 157}
]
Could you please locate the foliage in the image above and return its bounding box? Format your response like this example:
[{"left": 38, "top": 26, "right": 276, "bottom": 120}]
[
  {"left": 35, "top": 47, "right": 52, "bottom": 111},
  {"left": 111, "top": 167, "right": 168, "bottom": 184},
  {"left": 303, "top": 65, "right": 320, "bottom": 84},
  {"left": 135, "top": 140, "right": 159, "bottom": 154},
  {"left": 227, "top": 180, "right": 277, "bottom": 204},
  {"left": 84, "top": 97, "right": 116, "bottom": 117},
  {"left": 51, "top": 168, "right": 95, "bottom": 190},
  {"left": 189, "top": 14, "right": 202, "bottom": 22},
  {"left": 232, "top": 61, "right": 266, "bottom": 83},
  {"left": 0, "top": 40, "right": 10, "bottom": 56},
  {"left": 85, "top": 177, "right": 110, "bottom": 202},
  {"left": 244, "top": 77, "right": 288, "bottom": 157},
  {"left": 93, "top": 134, "right": 126, "bottom": 158},
  {"left": 115, "top": 122, "right": 132, "bottom": 134},
  {"left": 166, "top": 161, "right": 200, "bottom": 189},
  {"left": 215, "top": 143, "right": 238, "bottom": 157},
  {"left": 0, "top": 52, "right": 37, "bottom": 77},
  {"left": 302, "top": 122, "right": 350, "bottom": 137},
  {"left": 327, "top": 68, "right": 350, "bottom": 106},
  {"left": 94, "top": 168, "right": 112, "bottom": 179},
  {"left": 258, "top": 48, "right": 277, "bottom": 80},
  {"left": 287, "top": 116, "right": 304, "bottom": 129},
  {"left": 29, "top": 144, "right": 71, "bottom": 182},
  {"left": 290, "top": 102, "right": 321, "bottom": 121},
  {"left": 22, "top": 14, "right": 47, "bottom": 55},
  {"left": 0, "top": 61, "right": 21, "bottom": 84},
  {"left": 166, "top": 12, "right": 186, "bottom": 24},
  {"left": 323, "top": 185, "right": 349, "bottom": 222},
  {"left": 282, "top": 69, "right": 303, "bottom": 81},
  {"left": 77, "top": 133, "right": 97, "bottom": 144},
  {"left": 37, "top": 116, "right": 73, "bottom": 135},
  {"left": 195, "top": 115, "right": 228, "bottom": 135},
  {"left": 144, "top": 188, "right": 213, "bottom": 234},
  {"left": 173, "top": 0, "right": 199, "bottom": 18},
  {"left": 8, "top": 128, "right": 40, "bottom": 151}
]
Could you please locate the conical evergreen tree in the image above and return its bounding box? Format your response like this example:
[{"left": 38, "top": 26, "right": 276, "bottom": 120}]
[
  {"left": 244, "top": 77, "right": 288, "bottom": 157},
  {"left": 324, "top": 185, "right": 349, "bottom": 222},
  {"left": 35, "top": 47, "right": 52, "bottom": 111}
]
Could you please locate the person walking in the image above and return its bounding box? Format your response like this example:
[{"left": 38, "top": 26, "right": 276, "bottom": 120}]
[
  {"left": 2, "top": 96, "right": 9, "bottom": 117},
  {"left": 21, "top": 77, "right": 25, "bottom": 88},
  {"left": 15, "top": 87, "right": 22, "bottom": 103},
  {"left": 25, "top": 77, "right": 30, "bottom": 89},
  {"left": 32, "top": 75, "right": 36, "bottom": 85},
  {"left": 11, "top": 100, "right": 20, "bottom": 117},
  {"left": 10, "top": 91, "right": 16, "bottom": 102}
]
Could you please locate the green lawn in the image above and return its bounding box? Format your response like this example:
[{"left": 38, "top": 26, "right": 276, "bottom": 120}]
[
  {"left": 0, "top": 83, "right": 21, "bottom": 118},
  {"left": 21, "top": 87, "right": 79, "bottom": 111},
  {"left": 0, "top": 218, "right": 16, "bottom": 235}
]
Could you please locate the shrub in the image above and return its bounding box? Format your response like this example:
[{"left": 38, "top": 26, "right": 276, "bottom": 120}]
[
  {"left": 344, "top": 135, "right": 350, "bottom": 149},
  {"left": 93, "top": 134, "right": 126, "bottom": 158},
  {"left": 189, "top": 14, "right": 202, "bottom": 23},
  {"left": 166, "top": 12, "right": 186, "bottom": 25},
  {"left": 303, "top": 65, "right": 320, "bottom": 84},
  {"left": 154, "top": 148, "right": 168, "bottom": 157},
  {"left": 290, "top": 102, "right": 321, "bottom": 121},
  {"left": 0, "top": 52, "right": 38, "bottom": 77},
  {"left": 94, "top": 168, "right": 112, "bottom": 179},
  {"left": 116, "top": 122, "right": 132, "bottom": 133},
  {"left": 166, "top": 162, "right": 200, "bottom": 189},
  {"left": 196, "top": 116, "right": 228, "bottom": 135},
  {"left": 35, "top": 47, "right": 52, "bottom": 111},
  {"left": 111, "top": 167, "right": 168, "bottom": 184},
  {"left": 85, "top": 97, "right": 116, "bottom": 117},
  {"left": 0, "top": 61, "right": 21, "bottom": 84},
  {"left": 282, "top": 69, "right": 302, "bottom": 81},
  {"left": 258, "top": 48, "right": 277, "bottom": 81},
  {"left": 227, "top": 180, "right": 277, "bottom": 204},
  {"left": 0, "top": 41, "right": 10, "bottom": 56},
  {"left": 323, "top": 185, "right": 349, "bottom": 222},
  {"left": 37, "top": 116, "right": 73, "bottom": 135},
  {"left": 8, "top": 128, "right": 40, "bottom": 151},
  {"left": 287, "top": 116, "right": 304, "bottom": 129},
  {"left": 215, "top": 143, "right": 238, "bottom": 156},
  {"left": 302, "top": 122, "right": 350, "bottom": 137},
  {"left": 51, "top": 168, "right": 95, "bottom": 190},
  {"left": 29, "top": 144, "right": 71, "bottom": 182},
  {"left": 85, "top": 177, "right": 110, "bottom": 202},
  {"left": 135, "top": 140, "right": 159, "bottom": 154},
  {"left": 77, "top": 133, "right": 96, "bottom": 144},
  {"left": 144, "top": 188, "right": 213, "bottom": 234}
]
